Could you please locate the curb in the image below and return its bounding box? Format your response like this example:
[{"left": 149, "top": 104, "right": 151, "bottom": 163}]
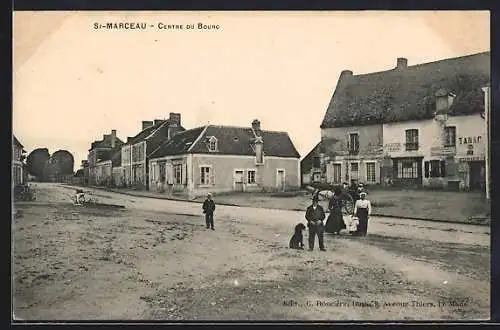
[{"left": 68, "top": 185, "right": 490, "bottom": 227}]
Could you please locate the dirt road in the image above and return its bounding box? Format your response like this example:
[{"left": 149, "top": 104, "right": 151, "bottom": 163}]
[{"left": 12, "top": 183, "right": 490, "bottom": 321}]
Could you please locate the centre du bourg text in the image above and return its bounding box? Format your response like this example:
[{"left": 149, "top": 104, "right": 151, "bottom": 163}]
[{"left": 93, "top": 22, "right": 220, "bottom": 31}]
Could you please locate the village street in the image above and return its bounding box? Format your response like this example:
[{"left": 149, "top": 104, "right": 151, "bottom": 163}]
[{"left": 13, "top": 183, "right": 490, "bottom": 321}]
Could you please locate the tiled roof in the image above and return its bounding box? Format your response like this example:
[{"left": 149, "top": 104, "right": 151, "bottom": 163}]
[
  {"left": 126, "top": 120, "right": 186, "bottom": 145},
  {"left": 321, "top": 51, "right": 490, "bottom": 128},
  {"left": 150, "top": 125, "right": 301, "bottom": 159}
]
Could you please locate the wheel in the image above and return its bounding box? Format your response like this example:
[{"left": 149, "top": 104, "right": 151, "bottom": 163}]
[{"left": 341, "top": 194, "right": 354, "bottom": 215}]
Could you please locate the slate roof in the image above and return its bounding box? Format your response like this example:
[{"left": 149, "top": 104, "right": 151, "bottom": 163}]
[
  {"left": 149, "top": 125, "right": 301, "bottom": 159},
  {"left": 90, "top": 134, "right": 124, "bottom": 151},
  {"left": 300, "top": 142, "right": 321, "bottom": 174},
  {"left": 321, "top": 51, "right": 491, "bottom": 128},
  {"left": 126, "top": 119, "right": 186, "bottom": 145}
]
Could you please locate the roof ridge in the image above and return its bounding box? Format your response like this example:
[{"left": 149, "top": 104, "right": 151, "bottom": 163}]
[{"left": 348, "top": 51, "right": 490, "bottom": 78}]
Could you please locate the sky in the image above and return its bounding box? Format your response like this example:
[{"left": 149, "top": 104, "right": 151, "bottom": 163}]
[{"left": 13, "top": 11, "right": 490, "bottom": 170}]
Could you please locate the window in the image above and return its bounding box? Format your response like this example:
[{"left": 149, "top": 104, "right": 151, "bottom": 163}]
[
  {"left": 159, "top": 162, "right": 166, "bottom": 182},
  {"left": 366, "top": 162, "right": 376, "bottom": 182},
  {"left": 200, "top": 166, "right": 212, "bottom": 185},
  {"left": 424, "top": 160, "right": 446, "bottom": 178},
  {"left": 348, "top": 133, "right": 359, "bottom": 155},
  {"left": 208, "top": 137, "right": 217, "bottom": 152},
  {"left": 397, "top": 160, "right": 419, "bottom": 179},
  {"left": 444, "top": 126, "right": 456, "bottom": 147},
  {"left": 332, "top": 164, "right": 341, "bottom": 184},
  {"left": 405, "top": 129, "right": 419, "bottom": 151},
  {"left": 247, "top": 170, "right": 256, "bottom": 184},
  {"left": 350, "top": 162, "right": 359, "bottom": 180},
  {"left": 174, "top": 164, "right": 182, "bottom": 184},
  {"left": 350, "top": 162, "right": 359, "bottom": 172}
]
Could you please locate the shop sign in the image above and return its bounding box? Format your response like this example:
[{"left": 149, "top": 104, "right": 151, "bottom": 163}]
[{"left": 457, "top": 156, "right": 485, "bottom": 162}]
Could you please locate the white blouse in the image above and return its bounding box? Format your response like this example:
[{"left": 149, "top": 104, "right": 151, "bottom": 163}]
[{"left": 354, "top": 199, "right": 372, "bottom": 215}]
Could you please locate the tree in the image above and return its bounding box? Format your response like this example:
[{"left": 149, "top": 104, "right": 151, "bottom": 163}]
[
  {"left": 51, "top": 150, "right": 75, "bottom": 175},
  {"left": 26, "top": 148, "right": 50, "bottom": 179}
]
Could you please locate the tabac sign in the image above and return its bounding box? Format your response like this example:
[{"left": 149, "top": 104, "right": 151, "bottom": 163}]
[{"left": 457, "top": 135, "right": 485, "bottom": 157}]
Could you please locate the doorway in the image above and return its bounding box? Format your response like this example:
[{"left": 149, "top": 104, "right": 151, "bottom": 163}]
[
  {"left": 469, "top": 161, "right": 485, "bottom": 191},
  {"left": 234, "top": 170, "right": 244, "bottom": 192},
  {"left": 277, "top": 169, "right": 286, "bottom": 192}
]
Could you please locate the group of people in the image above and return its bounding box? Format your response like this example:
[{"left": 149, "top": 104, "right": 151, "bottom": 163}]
[{"left": 304, "top": 182, "right": 372, "bottom": 251}]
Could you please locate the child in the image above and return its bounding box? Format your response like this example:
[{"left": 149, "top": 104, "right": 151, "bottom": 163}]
[{"left": 202, "top": 193, "right": 216, "bottom": 230}]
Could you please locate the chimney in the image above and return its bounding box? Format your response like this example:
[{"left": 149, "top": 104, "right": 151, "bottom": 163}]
[
  {"left": 154, "top": 119, "right": 164, "bottom": 126},
  {"left": 396, "top": 57, "right": 408, "bottom": 70},
  {"left": 254, "top": 136, "right": 264, "bottom": 164},
  {"left": 111, "top": 129, "right": 116, "bottom": 148},
  {"left": 340, "top": 70, "right": 353, "bottom": 78},
  {"left": 169, "top": 113, "right": 181, "bottom": 127},
  {"left": 142, "top": 121, "right": 154, "bottom": 131}
]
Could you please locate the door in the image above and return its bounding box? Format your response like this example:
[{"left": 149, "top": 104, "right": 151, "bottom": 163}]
[
  {"left": 277, "top": 169, "right": 285, "bottom": 191},
  {"left": 234, "top": 170, "right": 244, "bottom": 192},
  {"left": 469, "top": 161, "right": 484, "bottom": 190}
]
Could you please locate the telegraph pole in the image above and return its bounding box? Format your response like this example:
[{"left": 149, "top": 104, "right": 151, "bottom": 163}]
[{"left": 482, "top": 86, "right": 491, "bottom": 200}]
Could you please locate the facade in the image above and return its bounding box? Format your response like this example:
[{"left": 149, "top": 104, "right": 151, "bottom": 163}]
[
  {"left": 121, "top": 113, "right": 185, "bottom": 189},
  {"left": 12, "top": 135, "right": 26, "bottom": 186},
  {"left": 316, "top": 52, "right": 490, "bottom": 190},
  {"left": 148, "top": 120, "right": 301, "bottom": 198},
  {"left": 87, "top": 129, "right": 124, "bottom": 185},
  {"left": 300, "top": 142, "right": 321, "bottom": 186}
]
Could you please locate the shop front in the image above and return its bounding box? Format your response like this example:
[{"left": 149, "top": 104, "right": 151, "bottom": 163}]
[{"left": 391, "top": 157, "right": 424, "bottom": 187}]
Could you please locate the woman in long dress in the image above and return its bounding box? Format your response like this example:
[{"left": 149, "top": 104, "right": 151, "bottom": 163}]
[
  {"left": 353, "top": 192, "right": 372, "bottom": 236},
  {"left": 325, "top": 187, "right": 346, "bottom": 234}
]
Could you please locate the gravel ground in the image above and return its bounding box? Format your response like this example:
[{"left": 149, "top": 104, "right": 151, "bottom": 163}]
[{"left": 12, "top": 183, "right": 490, "bottom": 321}]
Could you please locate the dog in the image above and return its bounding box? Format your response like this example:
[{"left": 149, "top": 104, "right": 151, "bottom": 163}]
[{"left": 289, "top": 223, "right": 306, "bottom": 249}]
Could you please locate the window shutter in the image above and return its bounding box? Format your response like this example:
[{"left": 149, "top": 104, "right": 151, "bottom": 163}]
[
  {"left": 167, "top": 163, "right": 174, "bottom": 184},
  {"left": 210, "top": 170, "right": 215, "bottom": 185},
  {"left": 424, "top": 162, "right": 429, "bottom": 178},
  {"left": 182, "top": 163, "right": 188, "bottom": 185},
  {"left": 440, "top": 160, "right": 446, "bottom": 177}
]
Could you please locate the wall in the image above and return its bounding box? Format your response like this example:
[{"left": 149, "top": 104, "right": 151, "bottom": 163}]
[
  {"left": 95, "top": 161, "right": 112, "bottom": 186},
  {"left": 321, "top": 124, "right": 383, "bottom": 151},
  {"left": 191, "top": 154, "right": 300, "bottom": 197},
  {"left": 149, "top": 155, "right": 189, "bottom": 194},
  {"left": 112, "top": 167, "right": 125, "bottom": 187},
  {"left": 321, "top": 124, "right": 384, "bottom": 185}
]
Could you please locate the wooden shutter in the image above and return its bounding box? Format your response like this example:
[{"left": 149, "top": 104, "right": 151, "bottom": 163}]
[
  {"left": 167, "top": 163, "right": 174, "bottom": 184},
  {"left": 182, "top": 163, "right": 188, "bottom": 185},
  {"left": 424, "top": 161, "right": 429, "bottom": 178},
  {"left": 210, "top": 168, "right": 215, "bottom": 185},
  {"left": 440, "top": 160, "right": 446, "bottom": 177},
  {"left": 445, "top": 158, "right": 456, "bottom": 176}
]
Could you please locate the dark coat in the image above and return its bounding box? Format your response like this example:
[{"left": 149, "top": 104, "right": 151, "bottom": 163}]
[
  {"left": 305, "top": 204, "right": 325, "bottom": 227},
  {"left": 202, "top": 199, "right": 216, "bottom": 214}
]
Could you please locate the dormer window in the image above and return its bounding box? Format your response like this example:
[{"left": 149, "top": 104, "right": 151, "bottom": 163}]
[
  {"left": 208, "top": 136, "right": 218, "bottom": 152},
  {"left": 435, "top": 89, "right": 455, "bottom": 114}
]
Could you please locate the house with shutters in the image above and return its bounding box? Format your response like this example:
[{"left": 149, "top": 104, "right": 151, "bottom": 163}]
[
  {"left": 316, "top": 51, "right": 490, "bottom": 190},
  {"left": 381, "top": 52, "right": 490, "bottom": 190},
  {"left": 317, "top": 68, "right": 386, "bottom": 187},
  {"left": 87, "top": 129, "right": 124, "bottom": 186},
  {"left": 147, "top": 119, "right": 301, "bottom": 198},
  {"left": 120, "top": 113, "right": 185, "bottom": 189}
]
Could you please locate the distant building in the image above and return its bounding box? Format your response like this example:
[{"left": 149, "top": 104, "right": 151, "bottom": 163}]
[
  {"left": 313, "top": 51, "right": 490, "bottom": 190},
  {"left": 87, "top": 129, "right": 124, "bottom": 186},
  {"left": 148, "top": 119, "right": 301, "bottom": 198},
  {"left": 12, "top": 135, "right": 26, "bottom": 186},
  {"left": 120, "top": 113, "right": 185, "bottom": 189}
]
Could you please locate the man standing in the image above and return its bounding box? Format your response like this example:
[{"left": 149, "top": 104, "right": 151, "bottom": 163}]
[
  {"left": 202, "top": 193, "right": 216, "bottom": 230},
  {"left": 305, "top": 195, "right": 326, "bottom": 251}
]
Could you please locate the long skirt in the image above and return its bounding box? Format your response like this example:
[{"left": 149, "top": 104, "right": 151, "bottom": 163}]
[
  {"left": 355, "top": 208, "right": 369, "bottom": 236},
  {"left": 325, "top": 209, "right": 346, "bottom": 234}
]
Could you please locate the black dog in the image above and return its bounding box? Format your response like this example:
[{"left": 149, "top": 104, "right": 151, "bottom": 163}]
[{"left": 289, "top": 223, "right": 306, "bottom": 249}]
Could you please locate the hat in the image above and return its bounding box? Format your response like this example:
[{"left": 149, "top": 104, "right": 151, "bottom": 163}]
[
  {"left": 360, "top": 192, "right": 367, "bottom": 197},
  {"left": 358, "top": 183, "right": 364, "bottom": 187},
  {"left": 207, "top": 193, "right": 212, "bottom": 197},
  {"left": 312, "top": 195, "right": 319, "bottom": 202}
]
